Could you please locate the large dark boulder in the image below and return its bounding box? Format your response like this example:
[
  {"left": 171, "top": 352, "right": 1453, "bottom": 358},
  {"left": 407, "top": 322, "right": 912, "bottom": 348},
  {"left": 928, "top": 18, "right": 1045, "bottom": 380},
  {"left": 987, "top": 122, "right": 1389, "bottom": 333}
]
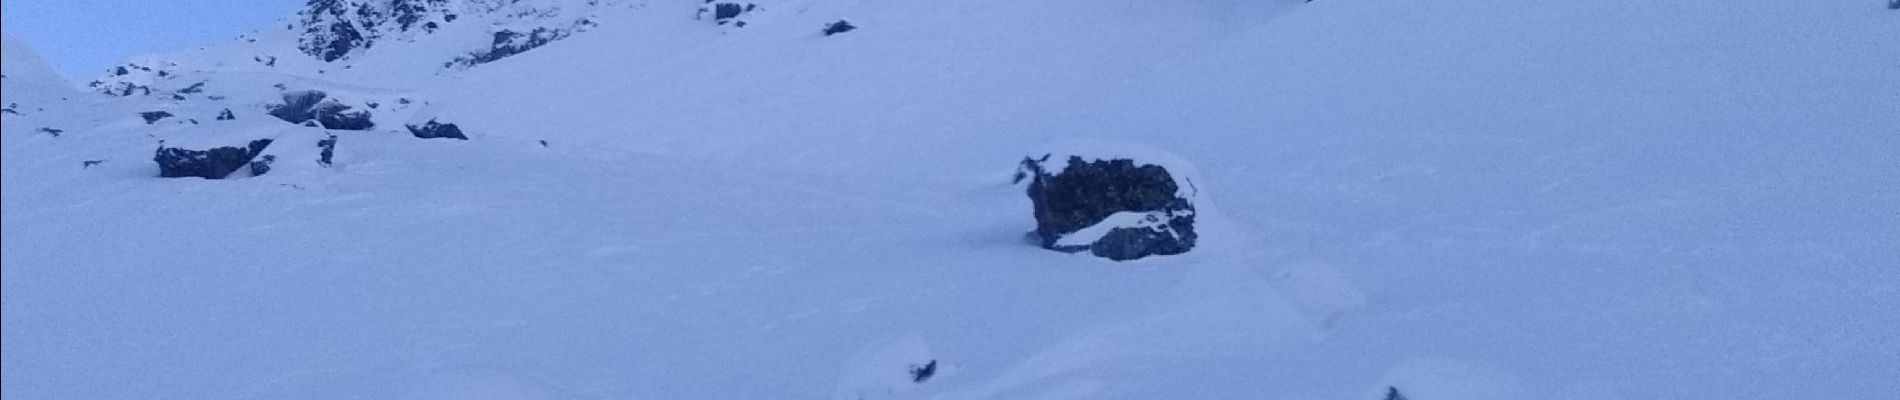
[
  {"left": 268, "top": 90, "right": 375, "bottom": 130},
  {"left": 155, "top": 139, "right": 275, "bottom": 179},
  {"left": 268, "top": 90, "right": 328, "bottom": 123},
  {"left": 406, "top": 119, "right": 467, "bottom": 140},
  {"left": 1019, "top": 154, "right": 1198, "bottom": 261}
]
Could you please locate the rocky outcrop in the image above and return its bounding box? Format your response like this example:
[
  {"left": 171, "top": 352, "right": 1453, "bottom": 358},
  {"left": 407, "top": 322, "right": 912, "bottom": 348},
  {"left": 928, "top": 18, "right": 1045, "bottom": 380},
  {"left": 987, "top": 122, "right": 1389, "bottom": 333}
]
[
  {"left": 445, "top": 23, "right": 592, "bottom": 69},
  {"left": 88, "top": 61, "right": 172, "bottom": 96},
  {"left": 698, "top": 2, "right": 758, "bottom": 26},
  {"left": 154, "top": 139, "right": 275, "bottom": 179},
  {"left": 406, "top": 119, "right": 467, "bottom": 140},
  {"left": 298, "top": 0, "right": 460, "bottom": 62},
  {"left": 1019, "top": 154, "right": 1198, "bottom": 261},
  {"left": 267, "top": 90, "right": 375, "bottom": 130}
]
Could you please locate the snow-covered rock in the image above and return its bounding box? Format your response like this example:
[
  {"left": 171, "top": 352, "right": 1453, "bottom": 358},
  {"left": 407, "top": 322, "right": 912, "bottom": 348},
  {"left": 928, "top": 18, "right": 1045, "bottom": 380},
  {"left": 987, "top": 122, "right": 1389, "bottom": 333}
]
[
  {"left": 154, "top": 139, "right": 275, "bottom": 179},
  {"left": 405, "top": 119, "right": 467, "bottom": 140},
  {"left": 1018, "top": 150, "right": 1200, "bottom": 261}
]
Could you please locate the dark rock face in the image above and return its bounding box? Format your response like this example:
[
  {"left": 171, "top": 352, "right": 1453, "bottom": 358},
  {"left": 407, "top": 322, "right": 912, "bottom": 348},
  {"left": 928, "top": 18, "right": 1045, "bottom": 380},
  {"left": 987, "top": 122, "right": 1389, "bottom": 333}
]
[
  {"left": 699, "top": 2, "right": 757, "bottom": 25},
  {"left": 316, "top": 106, "right": 375, "bottom": 130},
  {"left": 318, "top": 135, "right": 338, "bottom": 166},
  {"left": 36, "top": 127, "right": 63, "bottom": 137},
  {"left": 446, "top": 25, "right": 586, "bottom": 68},
  {"left": 1020, "top": 155, "right": 1197, "bottom": 261},
  {"left": 269, "top": 90, "right": 329, "bottom": 122},
  {"left": 217, "top": 109, "right": 236, "bottom": 120},
  {"left": 406, "top": 119, "right": 467, "bottom": 140},
  {"left": 155, "top": 139, "right": 275, "bottom": 179},
  {"left": 823, "top": 20, "right": 857, "bottom": 36},
  {"left": 909, "top": 360, "right": 937, "bottom": 383},
  {"left": 297, "top": 0, "right": 456, "bottom": 62},
  {"left": 249, "top": 155, "right": 277, "bottom": 176},
  {"left": 267, "top": 90, "right": 375, "bottom": 130},
  {"left": 141, "top": 111, "right": 175, "bottom": 124}
]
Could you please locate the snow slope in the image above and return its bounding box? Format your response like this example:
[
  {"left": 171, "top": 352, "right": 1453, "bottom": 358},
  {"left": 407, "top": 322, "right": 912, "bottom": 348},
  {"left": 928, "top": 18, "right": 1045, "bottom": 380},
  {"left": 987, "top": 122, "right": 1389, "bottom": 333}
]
[{"left": 5, "top": 0, "right": 1899, "bottom": 399}]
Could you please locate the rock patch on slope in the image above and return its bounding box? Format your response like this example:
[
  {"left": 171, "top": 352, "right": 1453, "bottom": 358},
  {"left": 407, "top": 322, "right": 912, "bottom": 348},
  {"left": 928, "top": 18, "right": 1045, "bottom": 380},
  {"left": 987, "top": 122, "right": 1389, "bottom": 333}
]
[
  {"left": 1018, "top": 152, "right": 1199, "bottom": 261},
  {"left": 155, "top": 139, "right": 275, "bottom": 179}
]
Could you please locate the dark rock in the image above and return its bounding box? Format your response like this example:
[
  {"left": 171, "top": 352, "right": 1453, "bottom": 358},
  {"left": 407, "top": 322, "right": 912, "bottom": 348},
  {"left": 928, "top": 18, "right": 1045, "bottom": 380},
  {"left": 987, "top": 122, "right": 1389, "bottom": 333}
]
[
  {"left": 1020, "top": 154, "right": 1197, "bottom": 261},
  {"left": 179, "top": 82, "right": 207, "bottom": 94},
  {"left": 269, "top": 90, "right": 329, "bottom": 123},
  {"left": 298, "top": 0, "right": 370, "bottom": 61},
  {"left": 217, "top": 109, "right": 236, "bottom": 120},
  {"left": 406, "top": 119, "right": 467, "bottom": 140},
  {"left": 538, "top": 140, "right": 549, "bottom": 147},
  {"left": 83, "top": 160, "right": 106, "bottom": 168},
  {"left": 318, "top": 135, "right": 338, "bottom": 166},
  {"left": 36, "top": 127, "right": 63, "bottom": 137},
  {"left": 268, "top": 90, "right": 376, "bottom": 130},
  {"left": 316, "top": 107, "right": 375, "bottom": 130},
  {"left": 699, "top": 2, "right": 757, "bottom": 25},
  {"left": 446, "top": 25, "right": 583, "bottom": 68},
  {"left": 823, "top": 20, "right": 857, "bottom": 36},
  {"left": 1384, "top": 387, "right": 1409, "bottom": 400},
  {"left": 141, "top": 111, "right": 175, "bottom": 124},
  {"left": 154, "top": 139, "right": 274, "bottom": 179},
  {"left": 249, "top": 155, "right": 277, "bottom": 176},
  {"left": 909, "top": 360, "right": 937, "bottom": 383},
  {"left": 715, "top": 3, "right": 744, "bottom": 20}
]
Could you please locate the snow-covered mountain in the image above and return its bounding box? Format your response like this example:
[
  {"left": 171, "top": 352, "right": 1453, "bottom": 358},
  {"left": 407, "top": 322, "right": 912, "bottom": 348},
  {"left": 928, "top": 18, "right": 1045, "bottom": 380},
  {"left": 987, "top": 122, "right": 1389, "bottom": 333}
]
[{"left": 5, "top": 1, "right": 1898, "bottom": 399}]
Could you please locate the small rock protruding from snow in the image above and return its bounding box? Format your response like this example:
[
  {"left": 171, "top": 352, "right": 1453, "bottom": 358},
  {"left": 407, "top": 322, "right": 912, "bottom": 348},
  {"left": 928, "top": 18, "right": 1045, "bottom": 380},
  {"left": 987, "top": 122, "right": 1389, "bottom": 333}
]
[
  {"left": 831, "top": 335, "right": 941, "bottom": 400},
  {"left": 140, "top": 111, "right": 176, "bottom": 124},
  {"left": 406, "top": 119, "right": 467, "bottom": 140},
  {"left": 908, "top": 360, "right": 937, "bottom": 383},
  {"left": 318, "top": 135, "right": 338, "bottom": 166},
  {"left": 154, "top": 139, "right": 275, "bottom": 179},
  {"left": 1019, "top": 152, "right": 1198, "bottom": 261},
  {"left": 1385, "top": 387, "right": 1410, "bottom": 400},
  {"left": 699, "top": 1, "right": 758, "bottom": 26},
  {"left": 217, "top": 109, "right": 236, "bottom": 121},
  {"left": 823, "top": 20, "right": 857, "bottom": 36}
]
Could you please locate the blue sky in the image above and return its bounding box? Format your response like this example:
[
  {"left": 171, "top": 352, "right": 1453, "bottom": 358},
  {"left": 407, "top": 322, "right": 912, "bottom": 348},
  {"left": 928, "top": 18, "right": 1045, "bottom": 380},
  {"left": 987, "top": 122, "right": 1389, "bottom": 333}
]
[{"left": 2, "top": 0, "right": 303, "bottom": 83}]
